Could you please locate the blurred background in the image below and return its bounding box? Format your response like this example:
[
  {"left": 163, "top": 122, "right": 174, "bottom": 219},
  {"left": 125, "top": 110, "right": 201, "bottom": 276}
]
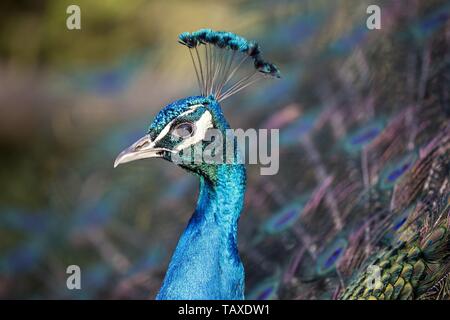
[{"left": 0, "top": 0, "right": 449, "bottom": 299}]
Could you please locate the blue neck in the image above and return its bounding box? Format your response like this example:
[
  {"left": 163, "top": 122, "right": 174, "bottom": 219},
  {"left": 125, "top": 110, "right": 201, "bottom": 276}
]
[{"left": 156, "top": 163, "right": 246, "bottom": 300}]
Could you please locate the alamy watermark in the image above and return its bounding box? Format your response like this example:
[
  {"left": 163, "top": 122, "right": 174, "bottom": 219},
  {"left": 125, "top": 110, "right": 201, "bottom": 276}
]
[
  {"left": 66, "top": 5, "right": 81, "bottom": 30},
  {"left": 365, "top": 265, "right": 382, "bottom": 290},
  {"left": 170, "top": 128, "right": 280, "bottom": 176},
  {"left": 66, "top": 4, "right": 381, "bottom": 31},
  {"left": 366, "top": 5, "right": 381, "bottom": 30},
  {"left": 66, "top": 265, "right": 81, "bottom": 290}
]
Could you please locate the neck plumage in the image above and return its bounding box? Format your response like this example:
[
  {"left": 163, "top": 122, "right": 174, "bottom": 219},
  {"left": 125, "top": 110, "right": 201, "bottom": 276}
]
[{"left": 156, "top": 163, "right": 246, "bottom": 300}]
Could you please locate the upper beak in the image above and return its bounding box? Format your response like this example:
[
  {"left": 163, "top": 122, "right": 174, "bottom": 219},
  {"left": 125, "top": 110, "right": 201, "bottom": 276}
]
[{"left": 114, "top": 134, "right": 166, "bottom": 168}]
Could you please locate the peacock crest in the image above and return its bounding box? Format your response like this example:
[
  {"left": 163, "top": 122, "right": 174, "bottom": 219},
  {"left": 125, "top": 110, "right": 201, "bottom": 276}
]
[{"left": 178, "top": 29, "right": 280, "bottom": 101}]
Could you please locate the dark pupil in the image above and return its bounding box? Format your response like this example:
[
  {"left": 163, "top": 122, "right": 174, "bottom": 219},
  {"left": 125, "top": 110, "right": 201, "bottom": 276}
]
[{"left": 174, "top": 123, "right": 193, "bottom": 137}]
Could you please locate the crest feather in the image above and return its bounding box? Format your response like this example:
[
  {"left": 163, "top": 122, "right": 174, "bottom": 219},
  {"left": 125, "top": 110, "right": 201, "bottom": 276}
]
[{"left": 178, "top": 29, "right": 280, "bottom": 101}]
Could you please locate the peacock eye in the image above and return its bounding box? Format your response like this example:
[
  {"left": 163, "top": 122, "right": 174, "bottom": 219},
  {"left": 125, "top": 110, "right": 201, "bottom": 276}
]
[{"left": 172, "top": 122, "right": 195, "bottom": 138}]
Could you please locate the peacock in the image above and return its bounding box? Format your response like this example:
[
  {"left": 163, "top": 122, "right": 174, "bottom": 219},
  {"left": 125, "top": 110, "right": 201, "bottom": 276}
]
[
  {"left": 114, "top": 29, "right": 280, "bottom": 299},
  {"left": 2, "top": 1, "right": 449, "bottom": 301},
  {"left": 113, "top": 25, "right": 450, "bottom": 300}
]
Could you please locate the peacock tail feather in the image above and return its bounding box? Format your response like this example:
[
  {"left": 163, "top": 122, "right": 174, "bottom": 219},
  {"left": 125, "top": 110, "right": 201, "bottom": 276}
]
[{"left": 339, "top": 124, "right": 450, "bottom": 299}]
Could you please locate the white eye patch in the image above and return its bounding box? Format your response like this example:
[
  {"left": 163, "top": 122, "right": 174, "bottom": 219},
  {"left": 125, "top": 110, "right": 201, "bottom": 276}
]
[
  {"left": 172, "top": 110, "right": 213, "bottom": 152},
  {"left": 153, "top": 104, "right": 214, "bottom": 152},
  {"left": 152, "top": 104, "right": 204, "bottom": 145}
]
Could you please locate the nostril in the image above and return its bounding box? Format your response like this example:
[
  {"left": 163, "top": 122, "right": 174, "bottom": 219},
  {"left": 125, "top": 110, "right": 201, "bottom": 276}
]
[{"left": 135, "top": 140, "right": 150, "bottom": 151}]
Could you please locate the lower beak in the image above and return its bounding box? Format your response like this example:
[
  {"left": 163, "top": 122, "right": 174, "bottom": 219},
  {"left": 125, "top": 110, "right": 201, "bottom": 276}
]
[{"left": 114, "top": 134, "right": 165, "bottom": 168}]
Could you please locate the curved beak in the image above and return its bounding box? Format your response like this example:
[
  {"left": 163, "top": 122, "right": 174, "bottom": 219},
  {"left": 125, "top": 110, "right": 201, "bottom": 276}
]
[{"left": 114, "top": 134, "right": 166, "bottom": 168}]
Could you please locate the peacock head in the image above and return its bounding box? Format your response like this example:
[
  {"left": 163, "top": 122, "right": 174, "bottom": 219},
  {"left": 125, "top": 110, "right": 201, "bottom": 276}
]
[
  {"left": 114, "top": 29, "right": 279, "bottom": 181},
  {"left": 114, "top": 94, "right": 233, "bottom": 181}
]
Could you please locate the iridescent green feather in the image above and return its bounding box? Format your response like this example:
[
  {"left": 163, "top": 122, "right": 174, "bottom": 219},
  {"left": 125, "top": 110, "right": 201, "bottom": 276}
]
[{"left": 341, "top": 224, "right": 449, "bottom": 300}]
